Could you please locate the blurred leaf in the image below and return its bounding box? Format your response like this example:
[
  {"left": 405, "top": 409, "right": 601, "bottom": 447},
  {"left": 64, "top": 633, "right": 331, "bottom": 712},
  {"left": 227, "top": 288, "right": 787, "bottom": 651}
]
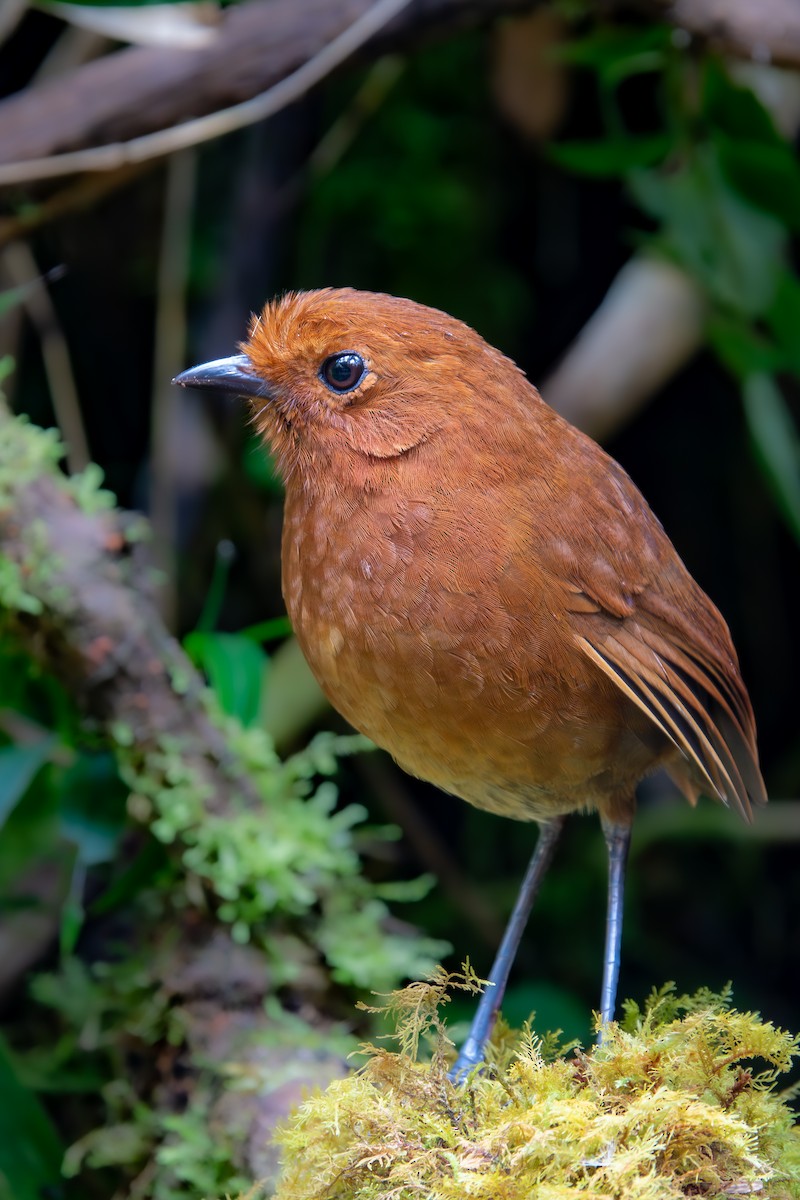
[
  {"left": 184, "top": 631, "right": 267, "bottom": 726},
  {"left": 241, "top": 615, "right": 293, "bottom": 643},
  {"left": 708, "top": 317, "right": 785, "bottom": 379},
  {"left": 261, "top": 635, "right": 329, "bottom": 750},
  {"left": 554, "top": 25, "right": 672, "bottom": 87},
  {"left": 0, "top": 780, "right": 59, "bottom": 892},
  {"left": 699, "top": 61, "right": 800, "bottom": 230},
  {"left": 630, "top": 150, "right": 786, "bottom": 316},
  {"left": 549, "top": 134, "right": 671, "bottom": 176},
  {"left": 0, "top": 1034, "right": 65, "bottom": 1200},
  {"left": 63, "top": 1122, "right": 152, "bottom": 1176},
  {"left": 195, "top": 538, "right": 236, "bottom": 633},
  {"left": 766, "top": 270, "right": 800, "bottom": 373},
  {"left": 243, "top": 433, "right": 284, "bottom": 496},
  {"left": 701, "top": 60, "right": 784, "bottom": 146},
  {"left": 0, "top": 739, "right": 53, "bottom": 832},
  {"left": 716, "top": 137, "right": 800, "bottom": 233},
  {"left": 742, "top": 373, "right": 800, "bottom": 544},
  {"left": 60, "top": 886, "right": 85, "bottom": 957},
  {"left": 56, "top": 752, "right": 127, "bottom": 863}
]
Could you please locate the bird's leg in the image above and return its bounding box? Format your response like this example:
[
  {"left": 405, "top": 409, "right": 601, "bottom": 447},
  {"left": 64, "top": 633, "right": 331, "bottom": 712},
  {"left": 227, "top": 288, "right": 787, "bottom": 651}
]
[
  {"left": 598, "top": 814, "right": 633, "bottom": 1035},
  {"left": 450, "top": 816, "right": 565, "bottom": 1080}
]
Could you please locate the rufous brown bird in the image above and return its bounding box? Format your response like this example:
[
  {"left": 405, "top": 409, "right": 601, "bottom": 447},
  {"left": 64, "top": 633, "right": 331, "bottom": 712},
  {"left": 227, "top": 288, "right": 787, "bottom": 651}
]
[{"left": 175, "top": 288, "right": 766, "bottom": 1075}]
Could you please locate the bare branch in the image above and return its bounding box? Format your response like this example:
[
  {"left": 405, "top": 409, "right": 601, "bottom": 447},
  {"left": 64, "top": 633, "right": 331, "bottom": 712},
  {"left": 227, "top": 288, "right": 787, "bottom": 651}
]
[{"left": 0, "top": 0, "right": 416, "bottom": 185}]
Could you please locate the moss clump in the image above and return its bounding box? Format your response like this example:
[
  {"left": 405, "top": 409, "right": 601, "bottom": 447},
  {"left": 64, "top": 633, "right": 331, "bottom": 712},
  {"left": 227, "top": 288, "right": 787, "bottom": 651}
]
[{"left": 274, "top": 979, "right": 800, "bottom": 1199}]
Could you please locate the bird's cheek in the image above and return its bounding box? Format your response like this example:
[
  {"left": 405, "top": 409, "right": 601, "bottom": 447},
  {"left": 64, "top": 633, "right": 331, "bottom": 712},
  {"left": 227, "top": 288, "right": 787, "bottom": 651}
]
[{"left": 343, "top": 406, "right": 442, "bottom": 460}]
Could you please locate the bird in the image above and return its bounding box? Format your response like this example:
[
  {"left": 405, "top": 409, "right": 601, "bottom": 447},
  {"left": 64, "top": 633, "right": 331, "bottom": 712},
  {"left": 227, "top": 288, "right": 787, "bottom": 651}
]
[{"left": 174, "top": 287, "right": 767, "bottom": 1076}]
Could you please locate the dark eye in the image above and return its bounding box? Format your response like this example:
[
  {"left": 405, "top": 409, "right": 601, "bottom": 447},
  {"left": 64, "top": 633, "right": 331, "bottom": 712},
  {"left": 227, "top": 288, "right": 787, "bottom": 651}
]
[{"left": 320, "top": 352, "right": 365, "bottom": 394}]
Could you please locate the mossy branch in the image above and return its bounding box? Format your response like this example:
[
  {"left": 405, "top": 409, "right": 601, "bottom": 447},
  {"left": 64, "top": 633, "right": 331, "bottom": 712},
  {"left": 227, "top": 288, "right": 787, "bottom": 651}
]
[
  {"left": 0, "top": 403, "right": 446, "bottom": 1196},
  {"left": 0, "top": 404, "right": 262, "bottom": 817}
]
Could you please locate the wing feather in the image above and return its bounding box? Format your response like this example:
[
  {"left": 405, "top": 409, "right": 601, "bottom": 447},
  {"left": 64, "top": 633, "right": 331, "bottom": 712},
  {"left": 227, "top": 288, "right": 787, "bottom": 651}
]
[{"left": 575, "top": 615, "right": 766, "bottom": 821}]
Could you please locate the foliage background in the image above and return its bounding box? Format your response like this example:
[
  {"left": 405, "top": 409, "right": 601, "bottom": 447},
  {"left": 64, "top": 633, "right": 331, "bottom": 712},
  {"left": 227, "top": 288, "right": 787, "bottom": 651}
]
[{"left": 0, "top": 2, "right": 799, "bottom": 1197}]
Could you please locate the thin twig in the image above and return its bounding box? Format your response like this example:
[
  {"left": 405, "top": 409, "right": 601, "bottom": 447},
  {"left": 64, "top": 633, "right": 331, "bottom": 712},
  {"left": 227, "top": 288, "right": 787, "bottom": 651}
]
[
  {"left": 0, "top": 0, "right": 413, "bottom": 187},
  {"left": 150, "top": 149, "right": 196, "bottom": 629},
  {"left": 1, "top": 240, "right": 90, "bottom": 472}
]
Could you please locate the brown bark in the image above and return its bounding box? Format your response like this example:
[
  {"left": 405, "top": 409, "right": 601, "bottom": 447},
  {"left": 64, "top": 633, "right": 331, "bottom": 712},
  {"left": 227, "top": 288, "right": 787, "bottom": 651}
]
[
  {"left": 0, "top": 0, "right": 533, "bottom": 168},
  {"left": 1, "top": 0, "right": 798, "bottom": 179}
]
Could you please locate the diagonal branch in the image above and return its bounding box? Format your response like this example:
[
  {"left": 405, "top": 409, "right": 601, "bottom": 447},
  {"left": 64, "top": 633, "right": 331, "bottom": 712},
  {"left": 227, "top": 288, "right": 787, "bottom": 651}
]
[{"left": 0, "top": 0, "right": 535, "bottom": 182}]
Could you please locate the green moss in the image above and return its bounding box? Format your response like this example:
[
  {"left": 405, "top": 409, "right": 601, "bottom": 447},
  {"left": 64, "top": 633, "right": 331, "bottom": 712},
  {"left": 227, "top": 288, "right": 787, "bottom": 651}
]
[
  {"left": 116, "top": 715, "right": 447, "bottom": 989},
  {"left": 0, "top": 410, "right": 64, "bottom": 502},
  {"left": 0, "top": 411, "right": 112, "bottom": 612},
  {"left": 274, "top": 981, "right": 800, "bottom": 1200}
]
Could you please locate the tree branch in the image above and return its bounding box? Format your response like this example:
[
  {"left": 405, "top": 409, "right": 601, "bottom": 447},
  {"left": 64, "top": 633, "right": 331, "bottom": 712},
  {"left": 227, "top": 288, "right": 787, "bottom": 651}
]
[
  {"left": 2, "top": 0, "right": 799, "bottom": 187},
  {"left": 0, "top": 0, "right": 534, "bottom": 180},
  {"left": 0, "top": 404, "right": 260, "bottom": 813}
]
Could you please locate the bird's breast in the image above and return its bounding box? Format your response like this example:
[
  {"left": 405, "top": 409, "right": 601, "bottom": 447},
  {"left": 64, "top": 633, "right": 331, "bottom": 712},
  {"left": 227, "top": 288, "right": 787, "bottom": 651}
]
[{"left": 280, "top": 484, "right": 656, "bottom": 820}]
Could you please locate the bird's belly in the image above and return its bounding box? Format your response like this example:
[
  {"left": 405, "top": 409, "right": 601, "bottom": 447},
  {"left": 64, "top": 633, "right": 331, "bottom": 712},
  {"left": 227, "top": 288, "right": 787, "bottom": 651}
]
[{"left": 286, "top": 548, "right": 654, "bottom": 822}]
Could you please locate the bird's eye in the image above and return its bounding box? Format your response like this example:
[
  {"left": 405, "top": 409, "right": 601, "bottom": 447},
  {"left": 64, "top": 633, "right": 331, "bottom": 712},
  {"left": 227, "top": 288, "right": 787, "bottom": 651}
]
[{"left": 320, "top": 352, "right": 365, "bottom": 394}]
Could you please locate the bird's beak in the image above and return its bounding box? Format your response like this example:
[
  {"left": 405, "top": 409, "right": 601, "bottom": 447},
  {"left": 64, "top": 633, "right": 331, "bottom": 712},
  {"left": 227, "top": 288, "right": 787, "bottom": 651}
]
[{"left": 172, "top": 354, "right": 271, "bottom": 400}]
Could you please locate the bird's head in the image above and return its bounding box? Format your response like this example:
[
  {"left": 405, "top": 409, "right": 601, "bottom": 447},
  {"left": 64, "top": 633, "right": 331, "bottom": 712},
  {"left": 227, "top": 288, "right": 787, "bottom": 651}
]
[{"left": 174, "top": 288, "right": 531, "bottom": 490}]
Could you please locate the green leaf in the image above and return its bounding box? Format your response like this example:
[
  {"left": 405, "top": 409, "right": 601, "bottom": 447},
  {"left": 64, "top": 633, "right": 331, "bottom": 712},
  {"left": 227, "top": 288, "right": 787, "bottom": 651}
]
[
  {"left": 243, "top": 433, "right": 284, "bottom": 496},
  {"left": 554, "top": 25, "right": 672, "bottom": 87},
  {"left": 629, "top": 149, "right": 786, "bottom": 316},
  {"left": 708, "top": 317, "right": 786, "bottom": 379},
  {"left": 241, "top": 614, "right": 293, "bottom": 643},
  {"left": 55, "top": 752, "right": 127, "bottom": 864},
  {"left": 183, "top": 631, "right": 267, "bottom": 726},
  {"left": 716, "top": 137, "right": 800, "bottom": 232},
  {"left": 0, "top": 1033, "right": 66, "bottom": 1200},
  {"left": 700, "top": 62, "right": 800, "bottom": 229},
  {"left": 766, "top": 270, "right": 800, "bottom": 372},
  {"left": 194, "top": 538, "right": 236, "bottom": 634},
  {"left": 702, "top": 60, "right": 784, "bottom": 144},
  {"left": 0, "top": 739, "right": 53, "bottom": 832},
  {"left": 742, "top": 373, "right": 800, "bottom": 544},
  {"left": 549, "top": 134, "right": 671, "bottom": 177}
]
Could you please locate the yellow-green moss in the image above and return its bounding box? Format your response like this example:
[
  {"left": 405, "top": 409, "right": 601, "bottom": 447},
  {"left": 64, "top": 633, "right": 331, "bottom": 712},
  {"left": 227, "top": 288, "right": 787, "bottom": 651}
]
[{"left": 273, "top": 979, "right": 800, "bottom": 1200}]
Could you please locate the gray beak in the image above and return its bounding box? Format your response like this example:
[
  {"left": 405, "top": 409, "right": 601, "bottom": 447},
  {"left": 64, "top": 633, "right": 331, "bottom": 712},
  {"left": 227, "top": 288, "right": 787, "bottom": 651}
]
[{"left": 172, "top": 354, "right": 270, "bottom": 400}]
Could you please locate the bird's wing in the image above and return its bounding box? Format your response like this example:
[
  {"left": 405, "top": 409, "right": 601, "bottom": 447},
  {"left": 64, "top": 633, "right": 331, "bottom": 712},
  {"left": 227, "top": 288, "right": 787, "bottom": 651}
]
[{"left": 550, "top": 454, "right": 766, "bottom": 821}]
